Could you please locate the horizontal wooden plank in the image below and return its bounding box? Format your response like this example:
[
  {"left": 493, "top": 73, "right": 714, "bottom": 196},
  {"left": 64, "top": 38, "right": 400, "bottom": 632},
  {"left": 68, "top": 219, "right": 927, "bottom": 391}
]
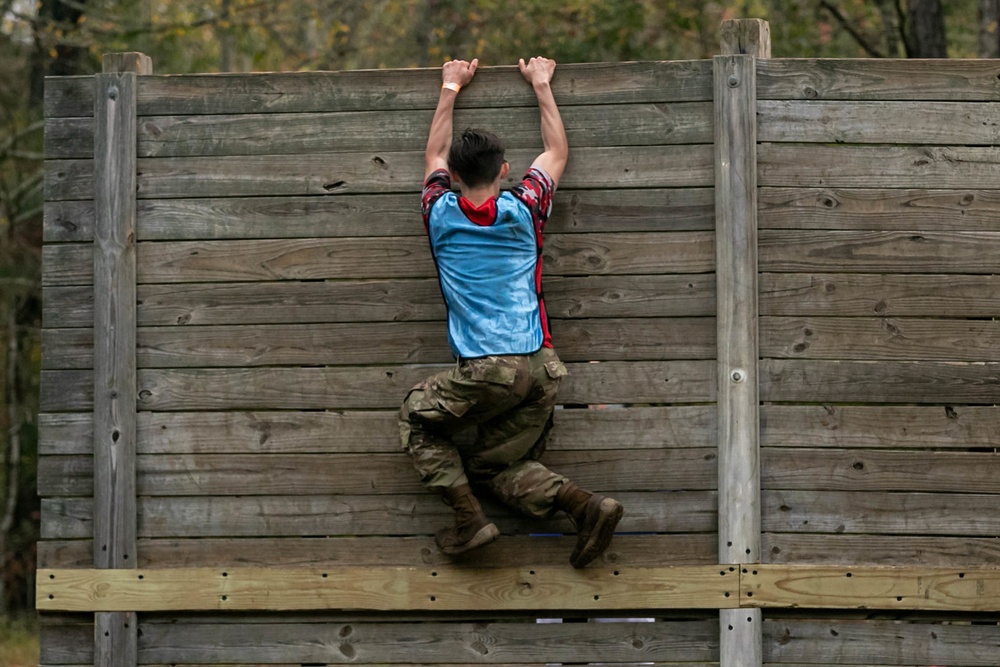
[
  {"left": 745, "top": 565, "right": 1000, "bottom": 612},
  {"left": 36, "top": 614, "right": 717, "bottom": 667},
  {"left": 47, "top": 188, "right": 714, "bottom": 243},
  {"left": 45, "top": 274, "right": 716, "bottom": 327},
  {"left": 46, "top": 145, "right": 715, "bottom": 201},
  {"left": 42, "top": 361, "right": 717, "bottom": 412},
  {"left": 43, "top": 200, "right": 94, "bottom": 243},
  {"left": 758, "top": 143, "right": 1000, "bottom": 189},
  {"left": 49, "top": 103, "right": 714, "bottom": 159},
  {"left": 136, "top": 361, "right": 715, "bottom": 411},
  {"left": 37, "top": 564, "right": 1000, "bottom": 613},
  {"left": 758, "top": 100, "right": 1000, "bottom": 145},
  {"left": 763, "top": 617, "right": 1000, "bottom": 666},
  {"left": 761, "top": 359, "right": 1000, "bottom": 404},
  {"left": 137, "top": 618, "right": 718, "bottom": 665},
  {"left": 43, "top": 232, "right": 715, "bottom": 285},
  {"left": 763, "top": 489, "right": 1000, "bottom": 536},
  {"left": 763, "top": 533, "right": 1000, "bottom": 566},
  {"left": 45, "top": 62, "right": 715, "bottom": 118},
  {"left": 38, "top": 448, "right": 718, "bottom": 497},
  {"left": 758, "top": 188, "right": 1000, "bottom": 232},
  {"left": 37, "top": 565, "right": 737, "bottom": 612},
  {"left": 40, "top": 405, "right": 716, "bottom": 456},
  {"left": 760, "top": 316, "right": 1000, "bottom": 361},
  {"left": 760, "top": 273, "right": 1000, "bottom": 317},
  {"left": 760, "top": 230, "right": 1000, "bottom": 274},
  {"left": 761, "top": 448, "right": 1000, "bottom": 494},
  {"left": 41, "top": 491, "right": 717, "bottom": 538},
  {"left": 760, "top": 405, "right": 1000, "bottom": 449},
  {"left": 38, "top": 533, "right": 718, "bottom": 569},
  {"left": 757, "top": 58, "right": 1000, "bottom": 101},
  {"left": 43, "top": 318, "right": 716, "bottom": 369}
]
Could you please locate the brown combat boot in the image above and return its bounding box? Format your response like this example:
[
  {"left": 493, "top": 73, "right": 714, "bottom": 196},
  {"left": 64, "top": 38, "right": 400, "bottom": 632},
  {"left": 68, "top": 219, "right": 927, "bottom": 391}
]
[
  {"left": 436, "top": 484, "right": 500, "bottom": 555},
  {"left": 555, "top": 481, "right": 624, "bottom": 568}
]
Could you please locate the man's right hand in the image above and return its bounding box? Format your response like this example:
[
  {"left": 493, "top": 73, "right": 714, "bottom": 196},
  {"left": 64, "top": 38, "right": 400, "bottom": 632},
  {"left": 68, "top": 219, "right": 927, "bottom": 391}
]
[
  {"left": 442, "top": 58, "right": 479, "bottom": 88},
  {"left": 519, "top": 57, "right": 557, "bottom": 86}
]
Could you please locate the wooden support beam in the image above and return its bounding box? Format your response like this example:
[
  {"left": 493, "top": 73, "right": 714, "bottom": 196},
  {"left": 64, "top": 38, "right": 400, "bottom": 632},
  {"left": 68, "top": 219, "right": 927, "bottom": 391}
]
[
  {"left": 92, "top": 51, "right": 149, "bottom": 667},
  {"left": 36, "top": 565, "right": 1000, "bottom": 613},
  {"left": 716, "top": 18, "right": 768, "bottom": 667},
  {"left": 36, "top": 566, "right": 739, "bottom": 613}
]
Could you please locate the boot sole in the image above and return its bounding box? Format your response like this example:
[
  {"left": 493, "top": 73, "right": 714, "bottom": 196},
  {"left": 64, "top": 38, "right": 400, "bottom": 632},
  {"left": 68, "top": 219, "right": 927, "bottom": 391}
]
[
  {"left": 571, "top": 498, "right": 623, "bottom": 569},
  {"left": 439, "top": 522, "right": 500, "bottom": 556}
]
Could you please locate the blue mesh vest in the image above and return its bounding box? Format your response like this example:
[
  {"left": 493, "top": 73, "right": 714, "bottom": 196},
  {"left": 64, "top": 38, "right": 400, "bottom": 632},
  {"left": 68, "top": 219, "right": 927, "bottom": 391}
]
[{"left": 426, "top": 190, "right": 546, "bottom": 358}]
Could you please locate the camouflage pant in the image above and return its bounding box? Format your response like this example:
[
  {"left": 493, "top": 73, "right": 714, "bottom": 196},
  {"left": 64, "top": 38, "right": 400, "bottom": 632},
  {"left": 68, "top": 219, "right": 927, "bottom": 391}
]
[{"left": 399, "top": 347, "right": 569, "bottom": 519}]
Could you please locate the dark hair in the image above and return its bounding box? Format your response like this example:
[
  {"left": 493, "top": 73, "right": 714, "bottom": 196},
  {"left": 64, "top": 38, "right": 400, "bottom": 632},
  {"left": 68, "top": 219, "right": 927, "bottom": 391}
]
[{"left": 447, "top": 128, "right": 506, "bottom": 187}]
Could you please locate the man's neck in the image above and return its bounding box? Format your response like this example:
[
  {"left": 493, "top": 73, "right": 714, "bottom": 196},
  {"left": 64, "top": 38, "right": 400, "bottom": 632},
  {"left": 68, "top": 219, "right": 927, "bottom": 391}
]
[{"left": 458, "top": 184, "right": 500, "bottom": 207}]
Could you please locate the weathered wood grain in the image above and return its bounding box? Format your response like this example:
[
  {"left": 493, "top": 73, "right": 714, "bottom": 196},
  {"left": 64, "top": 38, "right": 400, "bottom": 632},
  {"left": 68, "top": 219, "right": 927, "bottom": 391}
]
[
  {"left": 41, "top": 491, "right": 718, "bottom": 539},
  {"left": 761, "top": 448, "right": 1000, "bottom": 494},
  {"left": 758, "top": 100, "right": 1000, "bottom": 145},
  {"left": 43, "top": 200, "right": 94, "bottom": 243},
  {"left": 758, "top": 144, "right": 1000, "bottom": 189},
  {"left": 38, "top": 533, "right": 717, "bottom": 569},
  {"left": 43, "top": 232, "right": 715, "bottom": 285},
  {"left": 763, "top": 489, "right": 1000, "bottom": 535},
  {"left": 45, "top": 188, "right": 715, "bottom": 243},
  {"left": 37, "top": 565, "right": 737, "bottom": 612},
  {"left": 760, "top": 316, "right": 1000, "bottom": 361},
  {"left": 763, "top": 533, "right": 1000, "bottom": 566},
  {"left": 760, "top": 230, "right": 1000, "bottom": 274},
  {"left": 45, "top": 145, "right": 715, "bottom": 201},
  {"left": 761, "top": 359, "right": 1000, "bottom": 404},
  {"left": 758, "top": 188, "right": 1000, "bottom": 231},
  {"left": 760, "top": 273, "right": 1000, "bottom": 317},
  {"left": 757, "top": 58, "right": 1000, "bottom": 101},
  {"left": 763, "top": 618, "right": 1000, "bottom": 665},
  {"left": 42, "top": 361, "right": 718, "bottom": 412},
  {"left": 38, "top": 448, "right": 718, "bottom": 497},
  {"left": 760, "top": 405, "right": 1000, "bottom": 449},
  {"left": 45, "top": 62, "right": 717, "bottom": 118},
  {"left": 44, "top": 318, "right": 716, "bottom": 369},
  {"left": 136, "top": 618, "right": 718, "bottom": 664},
  {"left": 745, "top": 566, "right": 1000, "bottom": 611},
  {"left": 44, "top": 274, "right": 716, "bottom": 327},
  {"left": 92, "top": 69, "right": 139, "bottom": 572},
  {"left": 137, "top": 361, "right": 716, "bottom": 411},
  {"left": 39, "top": 404, "right": 716, "bottom": 456},
  {"left": 48, "top": 103, "right": 714, "bottom": 159},
  {"left": 714, "top": 53, "right": 761, "bottom": 572}
]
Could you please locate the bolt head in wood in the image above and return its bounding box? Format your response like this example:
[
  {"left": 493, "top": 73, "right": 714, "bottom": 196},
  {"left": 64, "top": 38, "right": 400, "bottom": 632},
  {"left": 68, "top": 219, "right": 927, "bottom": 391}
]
[
  {"left": 108, "top": 85, "right": 119, "bottom": 100},
  {"left": 731, "top": 369, "right": 745, "bottom": 383}
]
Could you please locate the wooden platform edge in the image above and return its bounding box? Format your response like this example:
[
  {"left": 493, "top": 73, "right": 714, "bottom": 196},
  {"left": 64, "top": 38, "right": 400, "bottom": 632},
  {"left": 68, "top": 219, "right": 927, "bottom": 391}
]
[
  {"left": 36, "top": 565, "right": 739, "bottom": 612},
  {"left": 36, "top": 564, "right": 1000, "bottom": 613}
]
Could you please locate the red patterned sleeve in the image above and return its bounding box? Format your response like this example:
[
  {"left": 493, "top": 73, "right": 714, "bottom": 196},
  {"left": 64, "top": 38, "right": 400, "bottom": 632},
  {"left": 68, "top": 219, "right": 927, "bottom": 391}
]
[
  {"left": 421, "top": 169, "right": 452, "bottom": 231},
  {"left": 510, "top": 166, "right": 555, "bottom": 234}
]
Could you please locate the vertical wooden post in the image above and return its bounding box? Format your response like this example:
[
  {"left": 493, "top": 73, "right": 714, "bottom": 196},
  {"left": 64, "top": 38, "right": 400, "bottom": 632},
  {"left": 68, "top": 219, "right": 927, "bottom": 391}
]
[
  {"left": 715, "top": 18, "right": 767, "bottom": 667},
  {"left": 93, "top": 51, "right": 150, "bottom": 667}
]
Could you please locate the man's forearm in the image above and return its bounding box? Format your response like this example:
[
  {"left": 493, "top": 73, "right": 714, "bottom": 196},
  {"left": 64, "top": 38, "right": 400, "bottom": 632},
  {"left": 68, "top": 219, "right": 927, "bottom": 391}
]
[
  {"left": 533, "top": 81, "right": 568, "bottom": 160},
  {"left": 426, "top": 89, "right": 458, "bottom": 168}
]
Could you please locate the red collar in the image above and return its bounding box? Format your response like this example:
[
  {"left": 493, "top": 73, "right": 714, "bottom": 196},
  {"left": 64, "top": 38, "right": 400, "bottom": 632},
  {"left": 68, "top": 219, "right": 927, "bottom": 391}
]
[{"left": 458, "top": 196, "right": 498, "bottom": 226}]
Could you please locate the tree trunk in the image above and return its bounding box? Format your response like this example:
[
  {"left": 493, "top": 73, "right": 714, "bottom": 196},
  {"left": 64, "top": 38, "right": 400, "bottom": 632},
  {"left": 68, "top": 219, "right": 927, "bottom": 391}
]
[
  {"left": 980, "top": 0, "right": 1000, "bottom": 57},
  {"left": 906, "top": 0, "right": 947, "bottom": 57},
  {"left": 0, "top": 303, "right": 20, "bottom": 612}
]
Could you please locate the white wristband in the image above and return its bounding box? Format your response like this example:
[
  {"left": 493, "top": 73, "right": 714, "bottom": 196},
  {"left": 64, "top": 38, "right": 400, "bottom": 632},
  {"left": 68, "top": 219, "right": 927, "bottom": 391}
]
[{"left": 442, "top": 82, "right": 461, "bottom": 93}]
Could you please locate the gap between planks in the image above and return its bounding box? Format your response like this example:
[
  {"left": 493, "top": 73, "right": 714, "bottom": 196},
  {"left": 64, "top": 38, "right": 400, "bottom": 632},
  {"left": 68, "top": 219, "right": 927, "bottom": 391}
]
[{"left": 36, "top": 564, "right": 1000, "bottom": 613}]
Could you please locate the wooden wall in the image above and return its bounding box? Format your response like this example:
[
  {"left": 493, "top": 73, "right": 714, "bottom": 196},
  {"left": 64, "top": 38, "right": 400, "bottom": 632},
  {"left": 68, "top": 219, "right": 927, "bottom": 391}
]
[
  {"left": 38, "top": 52, "right": 1000, "bottom": 666},
  {"left": 40, "top": 61, "right": 721, "bottom": 665},
  {"left": 754, "top": 58, "right": 1000, "bottom": 665}
]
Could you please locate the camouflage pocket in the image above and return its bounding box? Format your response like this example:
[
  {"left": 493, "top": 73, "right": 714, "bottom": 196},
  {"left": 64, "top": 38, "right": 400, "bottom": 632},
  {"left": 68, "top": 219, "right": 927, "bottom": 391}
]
[
  {"left": 543, "top": 359, "right": 569, "bottom": 380},
  {"left": 462, "top": 357, "right": 518, "bottom": 386}
]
